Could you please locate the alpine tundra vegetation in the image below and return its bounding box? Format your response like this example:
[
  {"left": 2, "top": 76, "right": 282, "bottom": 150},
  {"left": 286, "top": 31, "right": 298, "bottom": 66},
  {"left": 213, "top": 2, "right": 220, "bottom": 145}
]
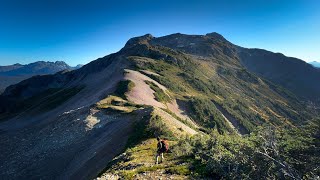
[{"left": 0, "top": 32, "right": 319, "bottom": 179}]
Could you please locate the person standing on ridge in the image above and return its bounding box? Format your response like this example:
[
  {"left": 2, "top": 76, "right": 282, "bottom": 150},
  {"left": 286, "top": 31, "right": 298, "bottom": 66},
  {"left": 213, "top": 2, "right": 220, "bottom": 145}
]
[{"left": 155, "top": 137, "right": 169, "bottom": 164}]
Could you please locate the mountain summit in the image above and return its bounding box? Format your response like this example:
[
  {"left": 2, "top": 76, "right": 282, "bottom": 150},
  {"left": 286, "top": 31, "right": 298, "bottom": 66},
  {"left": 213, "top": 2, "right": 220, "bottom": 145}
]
[
  {"left": 122, "top": 33, "right": 320, "bottom": 102},
  {"left": 0, "top": 33, "right": 319, "bottom": 179}
]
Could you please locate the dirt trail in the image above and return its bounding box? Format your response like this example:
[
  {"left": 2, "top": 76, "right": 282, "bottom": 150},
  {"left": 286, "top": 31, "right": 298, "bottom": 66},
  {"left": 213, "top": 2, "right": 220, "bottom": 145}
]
[
  {"left": 124, "top": 69, "right": 198, "bottom": 135},
  {"left": 125, "top": 69, "right": 166, "bottom": 108}
]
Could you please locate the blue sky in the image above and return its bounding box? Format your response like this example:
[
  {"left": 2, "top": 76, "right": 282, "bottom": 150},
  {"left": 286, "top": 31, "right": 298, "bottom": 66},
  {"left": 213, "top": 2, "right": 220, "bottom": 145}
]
[{"left": 0, "top": 0, "right": 319, "bottom": 66}]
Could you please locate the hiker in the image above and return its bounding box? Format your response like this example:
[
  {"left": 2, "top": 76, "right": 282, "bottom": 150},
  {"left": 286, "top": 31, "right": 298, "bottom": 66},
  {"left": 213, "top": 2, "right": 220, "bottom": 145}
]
[{"left": 155, "top": 137, "right": 169, "bottom": 164}]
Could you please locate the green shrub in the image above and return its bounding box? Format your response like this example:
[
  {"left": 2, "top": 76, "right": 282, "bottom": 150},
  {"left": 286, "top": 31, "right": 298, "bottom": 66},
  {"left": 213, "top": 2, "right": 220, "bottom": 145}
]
[
  {"left": 118, "top": 170, "right": 136, "bottom": 180},
  {"left": 166, "top": 165, "right": 191, "bottom": 175},
  {"left": 171, "top": 137, "right": 193, "bottom": 157},
  {"left": 145, "top": 81, "right": 171, "bottom": 103},
  {"left": 150, "top": 74, "right": 186, "bottom": 93},
  {"left": 114, "top": 80, "right": 135, "bottom": 99},
  {"left": 178, "top": 72, "right": 211, "bottom": 93},
  {"left": 172, "top": 122, "right": 320, "bottom": 179},
  {"left": 126, "top": 109, "right": 175, "bottom": 148},
  {"left": 189, "top": 97, "right": 233, "bottom": 133},
  {"left": 147, "top": 113, "right": 175, "bottom": 140}
]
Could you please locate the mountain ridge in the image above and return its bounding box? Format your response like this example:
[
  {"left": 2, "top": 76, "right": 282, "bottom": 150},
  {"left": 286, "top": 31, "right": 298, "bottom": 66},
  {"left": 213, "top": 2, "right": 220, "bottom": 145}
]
[
  {"left": 0, "top": 61, "right": 81, "bottom": 75},
  {"left": 0, "top": 32, "right": 319, "bottom": 179},
  {"left": 0, "top": 61, "right": 82, "bottom": 94},
  {"left": 310, "top": 60, "right": 320, "bottom": 68},
  {"left": 121, "top": 32, "right": 320, "bottom": 103}
]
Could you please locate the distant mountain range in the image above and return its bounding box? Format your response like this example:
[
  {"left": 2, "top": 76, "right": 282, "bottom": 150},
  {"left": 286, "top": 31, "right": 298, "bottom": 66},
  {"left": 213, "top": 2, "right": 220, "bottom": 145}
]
[
  {"left": 0, "top": 61, "right": 82, "bottom": 93},
  {"left": 310, "top": 61, "right": 320, "bottom": 68},
  {"left": 0, "top": 33, "right": 319, "bottom": 179}
]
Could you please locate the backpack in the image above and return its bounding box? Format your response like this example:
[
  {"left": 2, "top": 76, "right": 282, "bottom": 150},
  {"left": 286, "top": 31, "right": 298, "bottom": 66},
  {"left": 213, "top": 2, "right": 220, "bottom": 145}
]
[{"left": 160, "top": 140, "right": 169, "bottom": 152}]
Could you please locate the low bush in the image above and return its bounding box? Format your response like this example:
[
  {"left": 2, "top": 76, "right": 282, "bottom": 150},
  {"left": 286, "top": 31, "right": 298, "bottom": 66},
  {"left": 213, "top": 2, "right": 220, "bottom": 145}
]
[
  {"left": 172, "top": 121, "right": 320, "bottom": 179},
  {"left": 189, "top": 97, "right": 233, "bottom": 133},
  {"left": 166, "top": 165, "right": 191, "bottom": 175},
  {"left": 126, "top": 109, "right": 175, "bottom": 148},
  {"left": 145, "top": 81, "right": 171, "bottom": 103},
  {"left": 147, "top": 113, "right": 175, "bottom": 140},
  {"left": 114, "top": 80, "right": 135, "bottom": 99}
]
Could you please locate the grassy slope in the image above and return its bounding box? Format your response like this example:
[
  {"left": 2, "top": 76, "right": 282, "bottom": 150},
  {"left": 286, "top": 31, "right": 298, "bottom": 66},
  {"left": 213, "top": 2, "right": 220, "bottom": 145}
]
[
  {"left": 98, "top": 138, "right": 194, "bottom": 180},
  {"left": 96, "top": 53, "right": 319, "bottom": 179},
  {"left": 130, "top": 53, "right": 316, "bottom": 133},
  {"left": 96, "top": 99, "right": 196, "bottom": 179},
  {"left": 96, "top": 110, "right": 319, "bottom": 179},
  {"left": 96, "top": 95, "right": 141, "bottom": 113}
]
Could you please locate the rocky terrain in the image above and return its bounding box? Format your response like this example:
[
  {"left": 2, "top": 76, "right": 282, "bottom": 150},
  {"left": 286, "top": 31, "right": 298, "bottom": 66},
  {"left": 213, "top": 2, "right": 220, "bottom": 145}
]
[{"left": 0, "top": 32, "right": 319, "bottom": 179}]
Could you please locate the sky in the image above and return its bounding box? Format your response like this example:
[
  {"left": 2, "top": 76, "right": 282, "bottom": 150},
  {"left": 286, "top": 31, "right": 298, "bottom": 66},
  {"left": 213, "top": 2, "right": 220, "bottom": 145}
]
[{"left": 0, "top": 0, "right": 319, "bottom": 66}]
